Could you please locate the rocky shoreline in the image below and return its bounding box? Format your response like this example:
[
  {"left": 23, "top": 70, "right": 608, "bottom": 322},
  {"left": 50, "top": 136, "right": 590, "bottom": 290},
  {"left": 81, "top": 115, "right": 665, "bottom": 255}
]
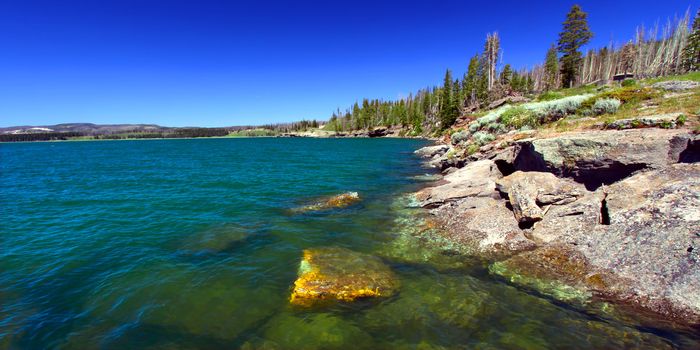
[{"left": 413, "top": 126, "right": 699, "bottom": 329}]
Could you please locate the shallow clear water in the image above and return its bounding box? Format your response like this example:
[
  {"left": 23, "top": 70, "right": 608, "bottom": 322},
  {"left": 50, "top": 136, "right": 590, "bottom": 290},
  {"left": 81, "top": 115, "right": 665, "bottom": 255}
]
[{"left": 1, "top": 138, "right": 697, "bottom": 349}]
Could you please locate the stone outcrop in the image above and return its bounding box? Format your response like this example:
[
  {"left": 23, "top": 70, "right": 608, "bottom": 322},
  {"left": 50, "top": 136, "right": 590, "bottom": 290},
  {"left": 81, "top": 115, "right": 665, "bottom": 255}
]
[
  {"left": 651, "top": 80, "right": 700, "bottom": 91},
  {"left": 486, "top": 95, "right": 530, "bottom": 110},
  {"left": 290, "top": 247, "right": 399, "bottom": 306},
  {"left": 415, "top": 127, "right": 700, "bottom": 326},
  {"left": 416, "top": 160, "right": 502, "bottom": 208},
  {"left": 513, "top": 129, "right": 694, "bottom": 189},
  {"left": 604, "top": 113, "right": 683, "bottom": 130},
  {"left": 414, "top": 144, "right": 449, "bottom": 158},
  {"left": 496, "top": 171, "right": 585, "bottom": 225}
]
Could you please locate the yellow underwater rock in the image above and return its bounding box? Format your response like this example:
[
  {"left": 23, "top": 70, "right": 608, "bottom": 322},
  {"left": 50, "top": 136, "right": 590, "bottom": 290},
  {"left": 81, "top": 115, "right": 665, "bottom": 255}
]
[
  {"left": 290, "top": 247, "right": 399, "bottom": 306},
  {"left": 293, "top": 192, "right": 360, "bottom": 213}
]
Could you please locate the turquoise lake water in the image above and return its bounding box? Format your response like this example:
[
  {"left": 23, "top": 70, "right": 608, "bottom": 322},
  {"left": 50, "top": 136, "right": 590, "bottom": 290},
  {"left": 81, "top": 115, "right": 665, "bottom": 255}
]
[{"left": 1, "top": 138, "right": 698, "bottom": 349}]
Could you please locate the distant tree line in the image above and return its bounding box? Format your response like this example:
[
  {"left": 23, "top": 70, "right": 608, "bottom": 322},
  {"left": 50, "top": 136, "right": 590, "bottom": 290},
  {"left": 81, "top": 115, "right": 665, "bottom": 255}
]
[
  {"left": 322, "top": 6, "right": 700, "bottom": 133},
  {"left": 0, "top": 132, "right": 84, "bottom": 142},
  {"left": 0, "top": 127, "right": 232, "bottom": 142}
]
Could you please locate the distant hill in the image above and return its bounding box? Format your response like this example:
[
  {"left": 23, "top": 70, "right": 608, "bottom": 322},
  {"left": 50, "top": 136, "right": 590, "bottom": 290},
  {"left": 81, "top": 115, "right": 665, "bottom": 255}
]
[{"left": 0, "top": 123, "right": 173, "bottom": 135}]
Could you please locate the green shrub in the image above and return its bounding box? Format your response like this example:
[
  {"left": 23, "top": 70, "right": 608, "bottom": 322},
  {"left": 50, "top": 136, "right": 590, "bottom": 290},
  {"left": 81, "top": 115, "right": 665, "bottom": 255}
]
[
  {"left": 472, "top": 131, "right": 495, "bottom": 145},
  {"left": 451, "top": 130, "right": 470, "bottom": 145},
  {"left": 500, "top": 106, "right": 540, "bottom": 129},
  {"left": 577, "top": 96, "right": 597, "bottom": 115},
  {"left": 486, "top": 122, "right": 505, "bottom": 134},
  {"left": 537, "top": 91, "right": 564, "bottom": 101},
  {"left": 592, "top": 98, "right": 621, "bottom": 115},
  {"left": 621, "top": 79, "right": 637, "bottom": 87},
  {"left": 660, "top": 121, "right": 674, "bottom": 129},
  {"left": 527, "top": 94, "right": 592, "bottom": 122},
  {"left": 600, "top": 87, "right": 659, "bottom": 104},
  {"left": 466, "top": 143, "right": 480, "bottom": 155},
  {"left": 677, "top": 114, "right": 687, "bottom": 126}
]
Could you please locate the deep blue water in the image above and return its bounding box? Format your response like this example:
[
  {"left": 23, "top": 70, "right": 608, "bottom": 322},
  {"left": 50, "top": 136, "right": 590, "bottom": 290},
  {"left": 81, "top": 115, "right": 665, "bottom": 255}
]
[{"left": 1, "top": 138, "right": 696, "bottom": 349}]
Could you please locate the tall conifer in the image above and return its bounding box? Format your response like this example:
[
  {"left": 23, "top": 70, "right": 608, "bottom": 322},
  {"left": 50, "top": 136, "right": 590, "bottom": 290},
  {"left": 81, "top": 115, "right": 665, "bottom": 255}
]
[{"left": 558, "top": 5, "right": 593, "bottom": 87}]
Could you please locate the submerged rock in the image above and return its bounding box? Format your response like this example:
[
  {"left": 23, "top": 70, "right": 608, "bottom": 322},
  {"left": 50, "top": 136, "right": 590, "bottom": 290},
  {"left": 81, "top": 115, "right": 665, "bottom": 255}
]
[
  {"left": 292, "top": 192, "right": 361, "bottom": 213},
  {"left": 253, "top": 312, "right": 373, "bottom": 350},
  {"left": 179, "top": 223, "right": 252, "bottom": 253},
  {"left": 290, "top": 247, "right": 399, "bottom": 306}
]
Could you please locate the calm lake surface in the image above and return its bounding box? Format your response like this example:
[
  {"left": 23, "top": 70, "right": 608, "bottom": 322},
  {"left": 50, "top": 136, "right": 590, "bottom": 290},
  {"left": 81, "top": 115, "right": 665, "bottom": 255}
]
[{"left": 1, "top": 138, "right": 698, "bottom": 349}]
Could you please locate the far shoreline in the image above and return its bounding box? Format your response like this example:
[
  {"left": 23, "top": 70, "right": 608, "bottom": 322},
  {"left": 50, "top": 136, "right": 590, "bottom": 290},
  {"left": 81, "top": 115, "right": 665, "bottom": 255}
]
[{"left": 0, "top": 134, "right": 434, "bottom": 144}]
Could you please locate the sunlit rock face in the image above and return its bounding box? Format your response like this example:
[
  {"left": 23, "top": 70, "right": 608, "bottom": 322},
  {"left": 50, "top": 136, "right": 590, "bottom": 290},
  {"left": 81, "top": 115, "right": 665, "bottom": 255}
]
[
  {"left": 292, "top": 192, "right": 361, "bottom": 213},
  {"left": 290, "top": 247, "right": 399, "bottom": 306}
]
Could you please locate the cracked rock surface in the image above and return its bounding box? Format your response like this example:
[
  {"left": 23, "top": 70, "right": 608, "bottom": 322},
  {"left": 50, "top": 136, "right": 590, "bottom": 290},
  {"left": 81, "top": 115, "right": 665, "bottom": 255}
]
[{"left": 416, "top": 129, "right": 700, "bottom": 326}]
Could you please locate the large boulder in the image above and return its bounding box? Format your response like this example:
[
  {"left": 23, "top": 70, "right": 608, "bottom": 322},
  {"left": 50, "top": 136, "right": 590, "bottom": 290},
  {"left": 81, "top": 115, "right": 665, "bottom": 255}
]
[
  {"left": 414, "top": 144, "right": 449, "bottom": 158},
  {"left": 604, "top": 113, "right": 683, "bottom": 130},
  {"left": 290, "top": 247, "right": 399, "bottom": 306},
  {"left": 580, "top": 163, "right": 700, "bottom": 324},
  {"left": 513, "top": 129, "right": 695, "bottom": 189},
  {"left": 416, "top": 159, "right": 501, "bottom": 208},
  {"left": 431, "top": 197, "right": 536, "bottom": 258},
  {"left": 651, "top": 80, "right": 700, "bottom": 91},
  {"left": 496, "top": 171, "right": 585, "bottom": 225},
  {"left": 493, "top": 164, "right": 700, "bottom": 326}
]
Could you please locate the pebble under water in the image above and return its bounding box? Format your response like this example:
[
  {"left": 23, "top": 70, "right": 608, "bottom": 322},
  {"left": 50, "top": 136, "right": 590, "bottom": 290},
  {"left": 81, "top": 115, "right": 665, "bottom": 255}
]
[{"left": 1, "top": 138, "right": 698, "bottom": 349}]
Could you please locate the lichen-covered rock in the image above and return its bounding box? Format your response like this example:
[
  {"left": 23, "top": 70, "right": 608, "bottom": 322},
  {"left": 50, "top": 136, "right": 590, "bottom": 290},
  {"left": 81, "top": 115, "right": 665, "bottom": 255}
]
[
  {"left": 290, "top": 247, "right": 399, "bottom": 306},
  {"left": 495, "top": 171, "right": 585, "bottom": 224},
  {"left": 416, "top": 160, "right": 502, "bottom": 208},
  {"left": 605, "top": 113, "right": 683, "bottom": 130},
  {"left": 580, "top": 164, "right": 700, "bottom": 324},
  {"left": 414, "top": 144, "right": 449, "bottom": 158},
  {"left": 292, "top": 192, "right": 360, "bottom": 213},
  {"left": 513, "top": 129, "right": 694, "bottom": 189},
  {"left": 431, "top": 197, "right": 536, "bottom": 258},
  {"left": 651, "top": 80, "right": 700, "bottom": 91},
  {"left": 493, "top": 164, "right": 700, "bottom": 326}
]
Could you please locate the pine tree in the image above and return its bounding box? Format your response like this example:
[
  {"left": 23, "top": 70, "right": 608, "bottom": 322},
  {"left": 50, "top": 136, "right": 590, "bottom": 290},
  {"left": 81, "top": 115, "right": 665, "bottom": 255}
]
[
  {"left": 476, "top": 59, "right": 489, "bottom": 105},
  {"left": 439, "top": 70, "right": 459, "bottom": 129},
  {"left": 544, "top": 45, "right": 559, "bottom": 90},
  {"left": 683, "top": 9, "right": 700, "bottom": 72},
  {"left": 558, "top": 5, "right": 593, "bottom": 88},
  {"left": 463, "top": 55, "right": 480, "bottom": 106},
  {"left": 500, "top": 64, "right": 513, "bottom": 86}
]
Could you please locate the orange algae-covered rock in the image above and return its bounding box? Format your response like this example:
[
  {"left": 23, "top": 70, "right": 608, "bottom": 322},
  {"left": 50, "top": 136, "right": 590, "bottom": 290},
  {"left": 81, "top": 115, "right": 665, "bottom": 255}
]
[
  {"left": 290, "top": 247, "right": 399, "bottom": 306},
  {"left": 292, "top": 192, "right": 360, "bottom": 213}
]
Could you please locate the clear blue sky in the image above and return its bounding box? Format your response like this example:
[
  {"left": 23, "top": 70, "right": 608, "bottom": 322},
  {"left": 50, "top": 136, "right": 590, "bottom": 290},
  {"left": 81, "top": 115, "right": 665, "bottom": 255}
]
[{"left": 0, "top": 0, "right": 695, "bottom": 127}]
